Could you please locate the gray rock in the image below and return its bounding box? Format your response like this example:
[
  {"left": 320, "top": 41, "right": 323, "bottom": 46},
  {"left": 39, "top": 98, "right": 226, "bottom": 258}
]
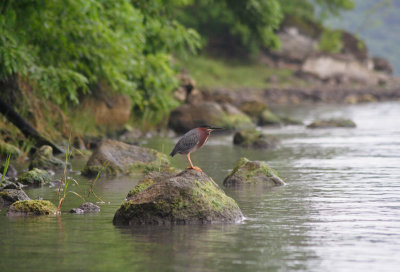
[
  {"left": 81, "top": 139, "right": 170, "bottom": 177},
  {"left": 70, "top": 202, "right": 100, "bottom": 214},
  {"left": 307, "top": 118, "right": 356, "bottom": 128},
  {"left": 113, "top": 169, "right": 244, "bottom": 226},
  {"left": 0, "top": 164, "right": 18, "bottom": 178},
  {"left": 168, "top": 102, "right": 253, "bottom": 134},
  {"left": 0, "top": 189, "right": 30, "bottom": 207}
]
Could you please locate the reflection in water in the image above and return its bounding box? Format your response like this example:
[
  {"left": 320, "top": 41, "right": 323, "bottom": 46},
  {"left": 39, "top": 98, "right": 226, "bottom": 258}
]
[{"left": 1, "top": 102, "right": 400, "bottom": 271}]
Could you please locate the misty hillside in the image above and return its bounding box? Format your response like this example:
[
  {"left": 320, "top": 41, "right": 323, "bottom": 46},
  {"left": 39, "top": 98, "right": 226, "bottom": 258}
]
[{"left": 326, "top": 0, "right": 400, "bottom": 74}]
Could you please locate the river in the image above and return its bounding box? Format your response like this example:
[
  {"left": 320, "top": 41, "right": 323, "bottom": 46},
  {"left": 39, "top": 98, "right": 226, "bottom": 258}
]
[{"left": 1, "top": 101, "right": 400, "bottom": 271}]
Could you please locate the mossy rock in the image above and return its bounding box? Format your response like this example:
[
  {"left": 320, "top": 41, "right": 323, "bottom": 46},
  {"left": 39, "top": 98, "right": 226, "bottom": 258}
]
[
  {"left": 258, "top": 110, "right": 282, "bottom": 126},
  {"left": 233, "top": 128, "right": 279, "bottom": 149},
  {"left": 0, "top": 189, "right": 30, "bottom": 207},
  {"left": 168, "top": 102, "right": 253, "bottom": 133},
  {"left": 216, "top": 112, "right": 254, "bottom": 131},
  {"left": 81, "top": 139, "right": 170, "bottom": 177},
  {"left": 29, "top": 145, "right": 65, "bottom": 170},
  {"left": 239, "top": 100, "right": 268, "bottom": 118},
  {"left": 6, "top": 200, "right": 57, "bottom": 216},
  {"left": 17, "top": 168, "right": 51, "bottom": 186},
  {"left": 307, "top": 118, "right": 356, "bottom": 128},
  {"left": 113, "top": 169, "right": 244, "bottom": 225},
  {"left": 0, "top": 140, "right": 21, "bottom": 159},
  {"left": 223, "top": 158, "right": 285, "bottom": 188}
]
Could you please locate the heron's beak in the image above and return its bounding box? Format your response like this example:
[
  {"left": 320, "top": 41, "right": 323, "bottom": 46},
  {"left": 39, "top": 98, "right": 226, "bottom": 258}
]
[{"left": 210, "top": 126, "right": 223, "bottom": 130}]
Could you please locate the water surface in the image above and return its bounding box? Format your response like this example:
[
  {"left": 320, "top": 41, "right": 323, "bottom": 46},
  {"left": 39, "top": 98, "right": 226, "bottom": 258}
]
[{"left": 1, "top": 102, "right": 400, "bottom": 271}]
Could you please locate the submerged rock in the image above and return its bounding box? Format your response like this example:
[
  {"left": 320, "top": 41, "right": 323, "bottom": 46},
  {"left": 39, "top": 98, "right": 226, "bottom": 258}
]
[
  {"left": 70, "top": 202, "right": 100, "bottom": 214},
  {"left": 29, "top": 145, "right": 65, "bottom": 170},
  {"left": 233, "top": 129, "right": 279, "bottom": 149},
  {"left": 17, "top": 168, "right": 51, "bottom": 186},
  {"left": 223, "top": 158, "right": 285, "bottom": 188},
  {"left": 307, "top": 118, "right": 356, "bottom": 128},
  {"left": 0, "top": 189, "right": 30, "bottom": 207},
  {"left": 6, "top": 200, "right": 57, "bottom": 216},
  {"left": 113, "top": 170, "right": 244, "bottom": 226},
  {"left": 81, "top": 139, "right": 169, "bottom": 177}
]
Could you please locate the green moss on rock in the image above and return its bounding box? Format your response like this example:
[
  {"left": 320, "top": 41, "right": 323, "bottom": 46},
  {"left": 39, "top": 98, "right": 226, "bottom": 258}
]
[
  {"left": 0, "top": 140, "right": 21, "bottom": 159},
  {"left": 223, "top": 157, "right": 285, "bottom": 188},
  {"left": 18, "top": 168, "right": 51, "bottom": 186},
  {"left": 113, "top": 169, "right": 243, "bottom": 225},
  {"left": 29, "top": 145, "right": 65, "bottom": 170},
  {"left": 258, "top": 110, "right": 282, "bottom": 126},
  {"left": 307, "top": 118, "right": 356, "bottom": 128},
  {"left": 6, "top": 200, "right": 57, "bottom": 216},
  {"left": 233, "top": 128, "right": 279, "bottom": 149}
]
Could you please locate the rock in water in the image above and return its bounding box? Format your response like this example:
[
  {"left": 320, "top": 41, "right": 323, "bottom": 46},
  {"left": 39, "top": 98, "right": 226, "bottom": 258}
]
[
  {"left": 307, "top": 118, "right": 356, "bottom": 128},
  {"left": 70, "top": 202, "right": 100, "bottom": 214},
  {"left": 6, "top": 200, "right": 57, "bottom": 216},
  {"left": 17, "top": 168, "right": 51, "bottom": 186},
  {"left": 0, "top": 189, "right": 30, "bottom": 207},
  {"left": 113, "top": 170, "right": 244, "bottom": 226},
  {"left": 81, "top": 139, "right": 169, "bottom": 177},
  {"left": 233, "top": 129, "right": 279, "bottom": 149},
  {"left": 223, "top": 158, "right": 285, "bottom": 188},
  {"left": 29, "top": 145, "right": 65, "bottom": 170}
]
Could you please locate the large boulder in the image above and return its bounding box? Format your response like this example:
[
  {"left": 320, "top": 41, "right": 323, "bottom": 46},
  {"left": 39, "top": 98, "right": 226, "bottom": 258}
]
[
  {"left": 239, "top": 100, "right": 268, "bottom": 119},
  {"left": 223, "top": 158, "right": 285, "bottom": 188},
  {"left": 82, "top": 139, "right": 169, "bottom": 177},
  {"left": 0, "top": 189, "right": 30, "bottom": 207},
  {"left": 301, "top": 53, "right": 380, "bottom": 85},
  {"left": 233, "top": 129, "right": 279, "bottom": 149},
  {"left": 168, "top": 102, "right": 253, "bottom": 134},
  {"left": 6, "top": 200, "right": 57, "bottom": 216},
  {"left": 17, "top": 168, "right": 51, "bottom": 186},
  {"left": 307, "top": 118, "right": 356, "bottom": 128},
  {"left": 29, "top": 145, "right": 65, "bottom": 170},
  {"left": 113, "top": 170, "right": 244, "bottom": 226},
  {"left": 269, "top": 27, "right": 317, "bottom": 64}
]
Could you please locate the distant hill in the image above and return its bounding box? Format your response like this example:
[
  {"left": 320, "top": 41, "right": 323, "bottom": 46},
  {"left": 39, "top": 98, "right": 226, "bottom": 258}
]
[{"left": 326, "top": 0, "right": 400, "bottom": 74}]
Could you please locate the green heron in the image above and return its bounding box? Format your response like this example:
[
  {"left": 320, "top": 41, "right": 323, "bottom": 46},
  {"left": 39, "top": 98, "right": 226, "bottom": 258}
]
[{"left": 170, "top": 125, "right": 222, "bottom": 171}]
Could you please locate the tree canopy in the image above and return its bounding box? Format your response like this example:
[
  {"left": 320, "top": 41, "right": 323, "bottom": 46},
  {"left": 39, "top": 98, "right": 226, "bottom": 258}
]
[{"left": 0, "top": 0, "right": 354, "bottom": 125}]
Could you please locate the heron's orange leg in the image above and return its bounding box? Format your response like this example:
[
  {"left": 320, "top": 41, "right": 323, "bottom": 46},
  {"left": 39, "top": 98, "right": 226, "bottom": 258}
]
[{"left": 186, "top": 153, "right": 202, "bottom": 172}]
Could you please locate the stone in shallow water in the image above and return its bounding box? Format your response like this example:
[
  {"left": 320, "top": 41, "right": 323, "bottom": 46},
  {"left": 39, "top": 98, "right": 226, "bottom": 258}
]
[
  {"left": 233, "top": 128, "right": 279, "bottom": 149},
  {"left": 17, "top": 168, "right": 51, "bottom": 186},
  {"left": 0, "top": 189, "right": 30, "bottom": 207},
  {"left": 29, "top": 145, "right": 65, "bottom": 170},
  {"left": 70, "top": 202, "right": 100, "bottom": 214},
  {"left": 113, "top": 169, "right": 244, "bottom": 226},
  {"left": 81, "top": 139, "right": 169, "bottom": 177},
  {"left": 6, "top": 200, "right": 57, "bottom": 216},
  {"left": 223, "top": 157, "right": 285, "bottom": 188},
  {"left": 307, "top": 118, "right": 356, "bottom": 128}
]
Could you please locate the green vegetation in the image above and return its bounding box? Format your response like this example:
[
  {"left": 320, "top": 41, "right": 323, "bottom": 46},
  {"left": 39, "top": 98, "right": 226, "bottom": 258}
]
[
  {"left": 0, "top": 153, "right": 11, "bottom": 187},
  {"left": 178, "top": 56, "right": 295, "bottom": 90},
  {"left": 318, "top": 29, "right": 343, "bottom": 53}
]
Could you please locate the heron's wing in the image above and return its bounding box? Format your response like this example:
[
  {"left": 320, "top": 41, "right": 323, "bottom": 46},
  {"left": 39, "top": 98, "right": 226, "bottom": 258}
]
[{"left": 171, "top": 129, "right": 200, "bottom": 155}]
